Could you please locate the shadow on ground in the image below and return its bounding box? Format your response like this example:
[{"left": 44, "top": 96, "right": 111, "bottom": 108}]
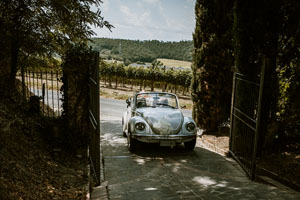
[{"left": 100, "top": 119, "right": 300, "bottom": 200}]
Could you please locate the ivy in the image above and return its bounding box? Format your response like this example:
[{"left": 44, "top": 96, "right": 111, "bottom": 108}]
[{"left": 60, "top": 44, "right": 93, "bottom": 151}]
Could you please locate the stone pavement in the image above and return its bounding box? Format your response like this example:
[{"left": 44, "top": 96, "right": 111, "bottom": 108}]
[{"left": 97, "top": 116, "right": 300, "bottom": 200}]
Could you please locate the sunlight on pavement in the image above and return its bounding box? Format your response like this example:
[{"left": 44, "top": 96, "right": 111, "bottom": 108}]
[
  {"left": 134, "top": 158, "right": 146, "bottom": 165},
  {"left": 192, "top": 176, "right": 217, "bottom": 187},
  {"left": 144, "top": 187, "right": 158, "bottom": 191}
]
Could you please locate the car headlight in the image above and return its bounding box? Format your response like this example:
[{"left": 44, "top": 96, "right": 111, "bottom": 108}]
[
  {"left": 135, "top": 122, "right": 145, "bottom": 131},
  {"left": 186, "top": 122, "right": 196, "bottom": 132}
]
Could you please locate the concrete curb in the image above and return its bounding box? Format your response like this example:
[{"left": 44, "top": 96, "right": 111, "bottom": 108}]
[
  {"left": 90, "top": 140, "right": 109, "bottom": 200},
  {"left": 91, "top": 181, "right": 108, "bottom": 200}
]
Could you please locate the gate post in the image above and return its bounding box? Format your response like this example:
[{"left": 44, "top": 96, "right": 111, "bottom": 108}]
[
  {"left": 229, "top": 68, "right": 237, "bottom": 152},
  {"left": 251, "top": 57, "right": 266, "bottom": 179},
  {"left": 88, "top": 51, "right": 100, "bottom": 186}
]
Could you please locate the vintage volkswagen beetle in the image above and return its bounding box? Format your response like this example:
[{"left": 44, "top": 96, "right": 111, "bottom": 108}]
[{"left": 122, "top": 91, "right": 197, "bottom": 152}]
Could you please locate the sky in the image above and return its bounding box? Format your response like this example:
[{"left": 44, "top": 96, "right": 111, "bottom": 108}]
[{"left": 91, "top": 0, "right": 196, "bottom": 42}]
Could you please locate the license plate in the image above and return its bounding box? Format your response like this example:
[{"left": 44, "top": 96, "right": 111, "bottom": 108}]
[{"left": 160, "top": 141, "right": 175, "bottom": 146}]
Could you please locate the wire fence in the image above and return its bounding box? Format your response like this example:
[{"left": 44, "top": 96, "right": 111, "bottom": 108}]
[{"left": 17, "top": 69, "right": 63, "bottom": 118}]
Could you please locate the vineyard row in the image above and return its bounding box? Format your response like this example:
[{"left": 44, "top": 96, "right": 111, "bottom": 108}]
[{"left": 99, "top": 61, "right": 192, "bottom": 94}]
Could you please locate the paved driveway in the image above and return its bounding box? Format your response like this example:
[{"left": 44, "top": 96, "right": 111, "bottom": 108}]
[{"left": 100, "top": 98, "right": 300, "bottom": 200}]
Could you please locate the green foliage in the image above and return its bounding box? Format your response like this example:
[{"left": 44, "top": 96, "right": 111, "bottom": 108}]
[
  {"left": 60, "top": 44, "right": 94, "bottom": 151},
  {"left": 276, "top": 0, "right": 300, "bottom": 138},
  {"left": 0, "top": 0, "right": 112, "bottom": 83},
  {"left": 232, "top": 0, "right": 300, "bottom": 151},
  {"left": 23, "top": 56, "right": 62, "bottom": 72},
  {"left": 89, "top": 38, "right": 193, "bottom": 63},
  {"left": 191, "top": 0, "right": 234, "bottom": 131},
  {"left": 100, "top": 61, "right": 192, "bottom": 90}
]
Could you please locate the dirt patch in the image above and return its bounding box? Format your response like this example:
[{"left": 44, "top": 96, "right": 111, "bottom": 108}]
[{"left": 198, "top": 128, "right": 230, "bottom": 156}]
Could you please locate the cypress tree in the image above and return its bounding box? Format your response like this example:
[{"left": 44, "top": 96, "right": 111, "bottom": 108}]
[{"left": 192, "top": 0, "right": 234, "bottom": 131}]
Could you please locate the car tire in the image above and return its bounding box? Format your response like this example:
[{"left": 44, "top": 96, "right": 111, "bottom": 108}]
[
  {"left": 184, "top": 139, "right": 196, "bottom": 151},
  {"left": 128, "top": 132, "right": 137, "bottom": 152}
]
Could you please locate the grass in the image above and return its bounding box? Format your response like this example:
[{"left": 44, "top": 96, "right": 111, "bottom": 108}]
[
  {"left": 157, "top": 58, "right": 192, "bottom": 69},
  {"left": 100, "top": 89, "right": 131, "bottom": 100}
]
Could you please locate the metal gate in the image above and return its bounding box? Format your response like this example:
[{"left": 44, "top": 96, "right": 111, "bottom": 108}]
[
  {"left": 88, "top": 51, "right": 101, "bottom": 186},
  {"left": 18, "top": 69, "right": 63, "bottom": 118},
  {"left": 229, "top": 62, "right": 265, "bottom": 180}
]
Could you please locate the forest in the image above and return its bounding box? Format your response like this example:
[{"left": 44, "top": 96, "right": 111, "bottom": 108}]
[{"left": 89, "top": 38, "right": 193, "bottom": 64}]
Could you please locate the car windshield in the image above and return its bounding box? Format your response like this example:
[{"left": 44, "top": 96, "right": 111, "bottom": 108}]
[{"left": 136, "top": 93, "right": 178, "bottom": 109}]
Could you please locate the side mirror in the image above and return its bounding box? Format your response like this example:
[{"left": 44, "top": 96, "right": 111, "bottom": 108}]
[{"left": 126, "top": 98, "right": 131, "bottom": 107}]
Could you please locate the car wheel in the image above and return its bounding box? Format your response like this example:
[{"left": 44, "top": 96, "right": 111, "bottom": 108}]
[
  {"left": 127, "top": 132, "right": 137, "bottom": 152},
  {"left": 184, "top": 139, "right": 196, "bottom": 151}
]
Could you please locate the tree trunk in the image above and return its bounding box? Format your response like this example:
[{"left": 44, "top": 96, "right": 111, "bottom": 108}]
[
  {"left": 151, "top": 80, "right": 154, "bottom": 91},
  {"left": 115, "top": 76, "right": 118, "bottom": 89},
  {"left": 140, "top": 79, "right": 142, "bottom": 91},
  {"left": 165, "top": 82, "right": 168, "bottom": 92},
  {"left": 108, "top": 76, "right": 112, "bottom": 87}
]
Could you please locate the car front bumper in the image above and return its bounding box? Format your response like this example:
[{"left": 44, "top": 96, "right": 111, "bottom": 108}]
[{"left": 132, "top": 134, "right": 196, "bottom": 144}]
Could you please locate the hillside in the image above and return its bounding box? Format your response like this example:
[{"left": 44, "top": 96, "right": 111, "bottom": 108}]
[
  {"left": 89, "top": 38, "right": 193, "bottom": 64},
  {"left": 0, "top": 81, "right": 88, "bottom": 199},
  {"left": 157, "top": 58, "right": 192, "bottom": 69}
]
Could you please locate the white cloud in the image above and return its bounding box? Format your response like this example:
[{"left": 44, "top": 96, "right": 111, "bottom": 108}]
[
  {"left": 92, "top": 0, "right": 195, "bottom": 41},
  {"left": 142, "top": 0, "right": 160, "bottom": 4},
  {"left": 186, "top": 0, "right": 194, "bottom": 4},
  {"left": 120, "top": 5, "right": 151, "bottom": 27},
  {"left": 101, "top": 1, "right": 109, "bottom": 12}
]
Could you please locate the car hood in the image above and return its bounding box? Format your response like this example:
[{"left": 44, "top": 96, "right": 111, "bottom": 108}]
[{"left": 136, "top": 107, "right": 183, "bottom": 135}]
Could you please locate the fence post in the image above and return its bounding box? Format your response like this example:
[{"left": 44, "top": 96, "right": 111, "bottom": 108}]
[
  {"left": 251, "top": 56, "right": 266, "bottom": 180},
  {"left": 229, "top": 71, "right": 237, "bottom": 152}
]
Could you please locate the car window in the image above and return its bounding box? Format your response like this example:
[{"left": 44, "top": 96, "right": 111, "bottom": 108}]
[{"left": 136, "top": 93, "right": 178, "bottom": 108}]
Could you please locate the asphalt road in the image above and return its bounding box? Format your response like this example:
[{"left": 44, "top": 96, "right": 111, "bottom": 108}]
[{"left": 100, "top": 98, "right": 300, "bottom": 200}]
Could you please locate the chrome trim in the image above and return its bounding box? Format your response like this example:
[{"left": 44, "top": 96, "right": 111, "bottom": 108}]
[{"left": 132, "top": 134, "right": 196, "bottom": 143}]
